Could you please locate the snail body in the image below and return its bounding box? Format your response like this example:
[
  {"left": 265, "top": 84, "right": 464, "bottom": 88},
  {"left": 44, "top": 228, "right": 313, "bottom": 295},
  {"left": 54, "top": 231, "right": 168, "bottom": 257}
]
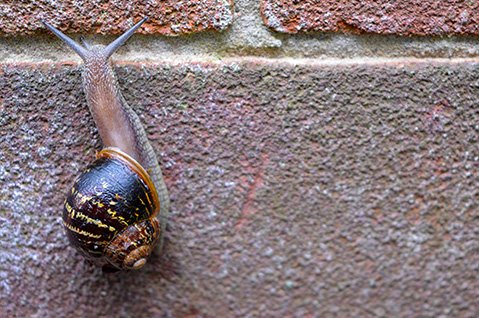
[{"left": 43, "top": 18, "right": 169, "bottom": 271}]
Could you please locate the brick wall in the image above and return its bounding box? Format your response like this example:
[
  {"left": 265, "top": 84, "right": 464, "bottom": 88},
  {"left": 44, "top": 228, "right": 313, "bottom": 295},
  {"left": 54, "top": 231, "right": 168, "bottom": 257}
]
[
  {"left": 261, "top": 0, "right": 479, "bottom": 35},
  {"left": 1, "top": 1, "right": 478, "bottom": 317}
]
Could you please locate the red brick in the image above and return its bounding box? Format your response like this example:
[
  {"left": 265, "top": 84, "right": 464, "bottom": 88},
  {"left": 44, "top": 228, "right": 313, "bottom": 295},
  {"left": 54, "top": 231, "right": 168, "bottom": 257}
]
[
  {"left": 0, "top": 0, "right": 233, "bottom": 36},
  {"left": 261, "top": 0, "right": 479, "bottom": 36},
  {"left": 1, "top": 60, "right": 478, "bottom": 317}
]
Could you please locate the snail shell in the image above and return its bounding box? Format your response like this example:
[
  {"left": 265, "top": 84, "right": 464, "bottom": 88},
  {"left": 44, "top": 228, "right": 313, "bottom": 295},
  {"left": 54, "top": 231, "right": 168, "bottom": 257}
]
[{"left": 63, "top": 148, "right": 160, "bottom": 270}]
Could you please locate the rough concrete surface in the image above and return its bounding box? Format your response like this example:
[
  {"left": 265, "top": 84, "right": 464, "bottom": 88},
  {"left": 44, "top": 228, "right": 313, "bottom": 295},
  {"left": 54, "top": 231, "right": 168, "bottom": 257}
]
[
  {"left": 0, "top": 59, "right": 478, "bottom": 317},
  {"left": 261, "top": 0, "right": 479, "bottom": 36},
  {"left": 0, "top": 0, "right": 233, "bottom": 36}
]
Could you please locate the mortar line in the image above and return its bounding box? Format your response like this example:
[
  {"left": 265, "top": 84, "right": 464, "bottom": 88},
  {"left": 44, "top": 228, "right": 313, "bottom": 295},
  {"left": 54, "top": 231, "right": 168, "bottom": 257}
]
[{"left": 3, "top": 56, "right": 479, "bottom": 66}]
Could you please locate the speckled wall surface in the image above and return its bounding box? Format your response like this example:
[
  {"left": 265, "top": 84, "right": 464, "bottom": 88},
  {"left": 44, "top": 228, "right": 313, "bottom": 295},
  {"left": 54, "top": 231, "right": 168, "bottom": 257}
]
[
  {"left": 261, "top": 0, "right": 479, "bottom": 35},
  {"left": 0, "top": 0, "right": 233, "bottom": 36},
  {"left": 1, "top": 60, "right": 478, "bottom": 317}
]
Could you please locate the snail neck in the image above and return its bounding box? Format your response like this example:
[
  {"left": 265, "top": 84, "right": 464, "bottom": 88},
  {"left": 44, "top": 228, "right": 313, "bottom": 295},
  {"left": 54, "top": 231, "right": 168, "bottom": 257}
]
[{"left": 82, "top": 54, "right": 141, "bottom": 162}]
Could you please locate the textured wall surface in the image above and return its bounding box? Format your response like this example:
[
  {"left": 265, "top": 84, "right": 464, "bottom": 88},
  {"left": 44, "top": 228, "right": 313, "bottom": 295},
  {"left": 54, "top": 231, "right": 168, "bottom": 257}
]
[
  {"left": 2, "top": 0, "right": 479, "bottom": 317},
  {"left": 0, "top": 0, "right": 233, "bottom": 36},
  {"left": 1, "top": 60, "right": 478, "bottom": 317},
  {"left": 261, "top": 0, "right": 479, "bottom": 35}
]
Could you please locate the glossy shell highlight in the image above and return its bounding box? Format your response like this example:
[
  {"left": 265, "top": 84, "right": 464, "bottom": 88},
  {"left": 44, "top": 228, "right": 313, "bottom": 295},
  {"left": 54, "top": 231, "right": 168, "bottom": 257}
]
[{"left": 62, "top": 148, "right": 160, "bottom": 269}]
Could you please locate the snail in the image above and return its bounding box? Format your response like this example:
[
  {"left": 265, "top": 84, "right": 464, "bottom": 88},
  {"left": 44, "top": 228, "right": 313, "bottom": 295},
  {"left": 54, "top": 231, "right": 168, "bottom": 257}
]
[{"left": 43, "top": 18, "right": 170, "bottom": 272}]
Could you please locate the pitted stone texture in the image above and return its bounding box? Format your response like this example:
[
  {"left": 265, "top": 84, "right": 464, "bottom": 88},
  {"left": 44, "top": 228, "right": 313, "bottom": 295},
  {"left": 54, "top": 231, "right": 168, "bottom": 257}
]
[
  {"left": 261, "top": 0, "right": 479, "bottom": 36},
  {"left": 0, "top": 0, "right": 233, "bottom": 36},
  {"left": 1, "top": 60, "right": 478, "bottom": 317}
]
